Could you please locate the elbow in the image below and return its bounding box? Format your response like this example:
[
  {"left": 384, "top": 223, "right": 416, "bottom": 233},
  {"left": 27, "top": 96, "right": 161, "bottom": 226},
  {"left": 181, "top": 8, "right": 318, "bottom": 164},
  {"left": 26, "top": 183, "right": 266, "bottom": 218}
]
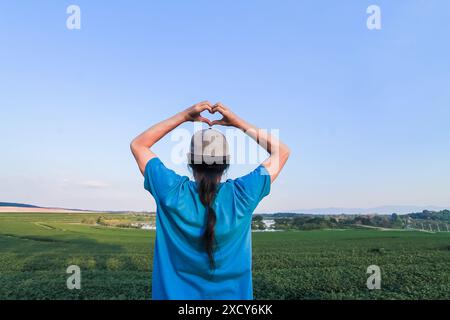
[
  {"left": 130, "top": 139, "right": 139, "bottom": 154},
  {"left": 282, "top": 144, "right": 291, "bottom": 160}
]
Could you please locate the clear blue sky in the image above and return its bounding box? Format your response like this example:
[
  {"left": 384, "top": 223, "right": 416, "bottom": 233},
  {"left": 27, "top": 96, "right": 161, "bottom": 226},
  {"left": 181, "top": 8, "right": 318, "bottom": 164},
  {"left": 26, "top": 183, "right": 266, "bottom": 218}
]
[{"left": 1, "top": 1, "right": 449, "bottom": 212}]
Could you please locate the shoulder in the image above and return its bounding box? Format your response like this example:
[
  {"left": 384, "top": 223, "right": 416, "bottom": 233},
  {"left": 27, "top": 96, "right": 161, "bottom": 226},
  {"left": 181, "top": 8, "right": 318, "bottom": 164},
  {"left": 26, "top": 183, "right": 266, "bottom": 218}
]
[
  {"left": 143, "top": 157, "right": 191, "bottom": 200},
  {"left": 225, "top": 164, "right": 271, "bottom": 196}
]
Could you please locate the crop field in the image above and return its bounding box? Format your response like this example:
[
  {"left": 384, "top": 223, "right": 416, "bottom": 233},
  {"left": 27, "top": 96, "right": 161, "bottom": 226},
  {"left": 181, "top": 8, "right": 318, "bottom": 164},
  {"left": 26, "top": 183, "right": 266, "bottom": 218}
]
[{"left": 0, "top": 213, "right": 449, "bottom": 300}]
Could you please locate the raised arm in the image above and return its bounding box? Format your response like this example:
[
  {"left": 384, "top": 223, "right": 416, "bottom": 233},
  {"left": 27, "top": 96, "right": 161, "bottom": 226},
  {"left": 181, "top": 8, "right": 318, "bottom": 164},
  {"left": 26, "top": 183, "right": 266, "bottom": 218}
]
[
  {"left": 211, "top": 103, "right": 290, "bottom": 182},
  {"left": 131, "top": 101, "right": 213, "bottom": 175}
]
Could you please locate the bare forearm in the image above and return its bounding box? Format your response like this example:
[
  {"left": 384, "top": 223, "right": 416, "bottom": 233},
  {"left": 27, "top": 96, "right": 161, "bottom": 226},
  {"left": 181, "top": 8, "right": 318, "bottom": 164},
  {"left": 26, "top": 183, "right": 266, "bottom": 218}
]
[
  {"left": 235, "top": 117, "right": 290, "bottom": 182},
  {"left": 236, "top": 118, "right": 289, "bottom": 157},
  {"left": 131, "top": 112, "right": 185, "bottom": 149}
]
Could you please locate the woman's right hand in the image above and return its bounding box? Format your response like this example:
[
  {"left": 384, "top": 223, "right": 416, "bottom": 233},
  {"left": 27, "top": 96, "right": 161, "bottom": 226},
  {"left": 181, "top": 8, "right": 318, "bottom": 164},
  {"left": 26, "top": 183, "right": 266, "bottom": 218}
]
[{"left": 211, "top": 103, "right": 243, "bottom": 128}]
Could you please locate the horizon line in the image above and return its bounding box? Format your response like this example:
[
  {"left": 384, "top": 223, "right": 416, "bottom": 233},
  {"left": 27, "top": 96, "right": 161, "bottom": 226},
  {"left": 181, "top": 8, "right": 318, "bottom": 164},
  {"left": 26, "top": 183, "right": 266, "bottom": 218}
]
[{"left": 1, "top": 201, "right": 449, "bottom": 215}]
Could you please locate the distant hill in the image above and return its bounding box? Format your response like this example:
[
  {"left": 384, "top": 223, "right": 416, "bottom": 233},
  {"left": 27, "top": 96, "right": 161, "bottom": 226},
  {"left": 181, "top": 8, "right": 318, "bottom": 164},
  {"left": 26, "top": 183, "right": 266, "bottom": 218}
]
[
  {"left": 0, "top": 202, "right": 152, "bottom": 214},
  {"left": 269, "top": 206, "right": 450, "bottom": 215},
  {"left": 0, "top": 202, "right": 41, "bottom": 208},
  {"left": 0, "top": 202, "right": 97, "bottom": 213}
]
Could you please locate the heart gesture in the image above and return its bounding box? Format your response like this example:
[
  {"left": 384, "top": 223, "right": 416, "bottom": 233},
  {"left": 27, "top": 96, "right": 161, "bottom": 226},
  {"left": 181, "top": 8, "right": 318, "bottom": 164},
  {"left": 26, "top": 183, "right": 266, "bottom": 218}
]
[
  {"left": 183, "top": 101, "right": 241, "bottom": 128},
  {"left": 132, "top": 100, "right": 290, "bottom": 181},
  {"left": 183, "top": 101, "right": 214, "bottom": 126}
]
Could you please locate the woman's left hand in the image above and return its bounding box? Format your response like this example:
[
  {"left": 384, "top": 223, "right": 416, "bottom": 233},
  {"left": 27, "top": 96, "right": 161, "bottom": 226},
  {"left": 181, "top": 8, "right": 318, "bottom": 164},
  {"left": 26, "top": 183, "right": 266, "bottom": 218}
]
[{"left": 183, "top": 101, "right": 213, "bottom": 126}]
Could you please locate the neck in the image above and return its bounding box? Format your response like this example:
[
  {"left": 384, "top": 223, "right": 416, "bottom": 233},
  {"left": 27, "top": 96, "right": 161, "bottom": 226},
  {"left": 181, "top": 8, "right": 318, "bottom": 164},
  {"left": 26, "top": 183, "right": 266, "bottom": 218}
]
[{"left": 194, "top": 173, "right": 222, "bottom": 184}]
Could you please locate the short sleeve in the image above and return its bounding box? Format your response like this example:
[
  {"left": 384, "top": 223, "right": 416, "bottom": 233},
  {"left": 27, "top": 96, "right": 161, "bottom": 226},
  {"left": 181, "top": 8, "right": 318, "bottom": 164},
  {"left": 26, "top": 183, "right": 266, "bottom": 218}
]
[
  {"left": 233, "top": 164, "right": 271, "bottom": 212},
  {"left": 144, "top": 158, "right": 183, "bottom": 204}
]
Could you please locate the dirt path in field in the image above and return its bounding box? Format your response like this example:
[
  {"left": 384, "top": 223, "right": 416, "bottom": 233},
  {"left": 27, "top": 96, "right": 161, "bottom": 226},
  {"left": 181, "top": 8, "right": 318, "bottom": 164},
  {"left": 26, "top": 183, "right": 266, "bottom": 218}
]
[
  {"left": 0, "top": 207, "right": 94, "bottom": 213},
  {"left": 354, "top": 224, "right": 436, "bottom": 233}
]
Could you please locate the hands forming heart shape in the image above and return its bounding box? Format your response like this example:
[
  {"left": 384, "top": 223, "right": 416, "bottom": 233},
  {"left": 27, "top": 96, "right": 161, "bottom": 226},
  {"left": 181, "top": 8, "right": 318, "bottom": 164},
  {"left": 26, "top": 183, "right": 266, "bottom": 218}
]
[{"left": 184, "top": 101, "right": 240, "bottom": 127}]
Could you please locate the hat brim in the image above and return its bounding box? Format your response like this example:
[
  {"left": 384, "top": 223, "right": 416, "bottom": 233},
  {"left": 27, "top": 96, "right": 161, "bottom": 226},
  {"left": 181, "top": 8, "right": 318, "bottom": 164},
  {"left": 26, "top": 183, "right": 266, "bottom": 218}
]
[{"left": 187, "top": 153, "right": 230, "bottom": 165}]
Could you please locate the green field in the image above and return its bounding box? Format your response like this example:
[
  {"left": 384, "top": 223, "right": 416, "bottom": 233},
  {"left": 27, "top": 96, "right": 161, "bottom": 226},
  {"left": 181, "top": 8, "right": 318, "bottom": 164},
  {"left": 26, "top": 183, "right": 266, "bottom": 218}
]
[{"left": 0, "top": 213, "right": 449, "bottom": 300}]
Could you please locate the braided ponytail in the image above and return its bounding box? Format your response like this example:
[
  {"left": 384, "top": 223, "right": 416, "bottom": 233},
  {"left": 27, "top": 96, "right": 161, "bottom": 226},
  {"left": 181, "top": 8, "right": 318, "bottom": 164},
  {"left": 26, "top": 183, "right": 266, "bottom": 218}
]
[{"left": 189, "top": 163, "right": 228, "bottom": 270}]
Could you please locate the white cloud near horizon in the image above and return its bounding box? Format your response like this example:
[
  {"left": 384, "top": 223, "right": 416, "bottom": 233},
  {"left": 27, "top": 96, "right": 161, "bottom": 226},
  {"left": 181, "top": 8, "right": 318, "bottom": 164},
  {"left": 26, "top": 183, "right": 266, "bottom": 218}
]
[{"left": 78, "top": 180, "right": 110, "bottom": 189}]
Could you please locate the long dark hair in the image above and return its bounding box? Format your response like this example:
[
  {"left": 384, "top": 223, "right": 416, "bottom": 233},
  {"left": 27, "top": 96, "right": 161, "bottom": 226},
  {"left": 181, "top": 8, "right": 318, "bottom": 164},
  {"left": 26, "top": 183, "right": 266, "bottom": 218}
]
[{"left": 189, "top": 162, "right": 229, "bottom": 269}]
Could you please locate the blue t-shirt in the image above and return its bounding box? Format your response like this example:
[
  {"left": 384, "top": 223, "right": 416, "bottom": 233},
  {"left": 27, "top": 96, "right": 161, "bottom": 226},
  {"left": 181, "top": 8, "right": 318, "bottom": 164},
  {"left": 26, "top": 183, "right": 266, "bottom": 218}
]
[{"left": 144, "top": 158, "right": 271, "bottom": 300}]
